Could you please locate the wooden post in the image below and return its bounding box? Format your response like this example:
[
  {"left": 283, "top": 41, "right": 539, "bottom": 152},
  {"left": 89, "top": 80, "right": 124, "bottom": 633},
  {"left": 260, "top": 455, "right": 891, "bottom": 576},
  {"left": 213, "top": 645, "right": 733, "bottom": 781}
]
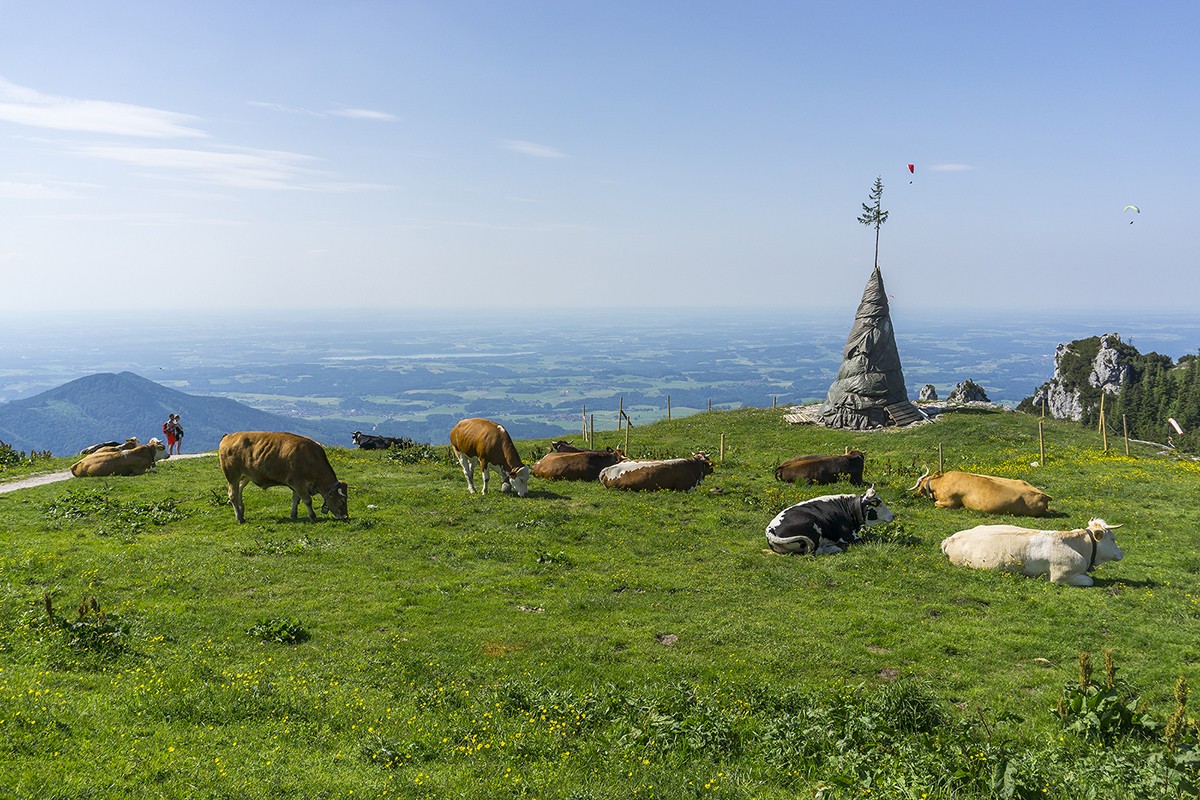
[
  {"left": 1123, "top": 414, "right": 1130, "bottom": 456},
  {"left": 1042, "top": 396, "right": 1046, "bottom": 418},
  {"left": 589, "top": 414, "right": 594, "bottom": 445},
  {"left": 720, "top": 433, "right": 725, "bottom": 461},
  {"left": 938, "top": 443, "right": 944, "bottom": 474},
  {"left": 624, "top": 420, "right": 629, "bottom": 453},
  {"left": 667, "top": 394, "right": 671, "bottom": 420},
  {"left": 582, "top": 404, "right": 587, "bottom": 438},
  {"left": 618, "top": 396, "right": 624, "bottom": 431},
  {"left": 1100, "top": 393, "right": 1108, "bottom": 451},
  {"left": 708, "top": 398, "right": 712, "bottom": 412},
  {"left": 773, "top": 396, "right": 777, "bottom": 409},
  {"left": 1038, "top": 420, "right": 1045, "bottom": 467}
]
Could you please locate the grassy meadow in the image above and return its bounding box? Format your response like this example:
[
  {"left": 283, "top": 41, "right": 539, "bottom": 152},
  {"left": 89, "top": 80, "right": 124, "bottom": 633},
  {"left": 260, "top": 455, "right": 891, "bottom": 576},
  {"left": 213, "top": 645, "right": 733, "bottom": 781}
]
[{"left": 2, "top": 407, "right": 1199, "bottom": 798}]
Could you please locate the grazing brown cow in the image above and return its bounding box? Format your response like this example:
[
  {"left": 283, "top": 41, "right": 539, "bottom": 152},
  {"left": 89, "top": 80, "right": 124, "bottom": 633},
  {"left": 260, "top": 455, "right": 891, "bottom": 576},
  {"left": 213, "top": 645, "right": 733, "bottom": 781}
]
[
  {"left": 71, "top": 438, "right": 165, "bottom": 477},
  {"left": 774, "top": 449, "right": 865, "bottom": 485},
  {"left": 218, "top": 431, "right": 349, "bottom": 523},
  {"left": 599, "top": 453, "right": 714, "bottom": 491},
  {"left": 910, "top": 469, "right": 1051, "bottom": 516},
  {"left": 449, "top": 418, "right": 531, "bottom": 496},
  {"left": 532, "top": 448, "right": 625, "bottom": 481}
]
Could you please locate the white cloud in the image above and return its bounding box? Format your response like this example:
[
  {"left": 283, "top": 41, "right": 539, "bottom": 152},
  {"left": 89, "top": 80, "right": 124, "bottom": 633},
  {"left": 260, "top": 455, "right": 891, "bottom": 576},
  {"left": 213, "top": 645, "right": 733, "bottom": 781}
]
[
  {"left": 502, "top": 139, "right": 569, "bottom": 159},
  {"left": 331, "top": 108, "right": 398, "bottom": 122},
  {"left": 69, "top": 143, "right": 321, "bottom": 190},
  {"left": 0, "top": 181, "right": 81, "bottom": 200},
  {"left": 0, "top": 78, "right": 205, "bottom": 138}
]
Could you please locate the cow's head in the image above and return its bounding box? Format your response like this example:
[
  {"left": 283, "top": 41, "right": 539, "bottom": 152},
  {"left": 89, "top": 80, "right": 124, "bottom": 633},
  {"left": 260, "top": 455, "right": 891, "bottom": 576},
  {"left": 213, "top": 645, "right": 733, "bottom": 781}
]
[
  {"left": 352, "top": 431, "right": 363, "bottom": 445},
  {"left": 908, "top": 468, "right": 939, "bottom": 497},
  {"left": 502, "top": 465, "right": 531, "bottom": 497},
  {"left": 1086, "top": 518, "right": 1124, "bottom": 566},
  {"left": 860, "top": 487, "right": 895, "bottom": 526},
  {"left": 321, "top": 481, "right": 350, "bottom": 519}
]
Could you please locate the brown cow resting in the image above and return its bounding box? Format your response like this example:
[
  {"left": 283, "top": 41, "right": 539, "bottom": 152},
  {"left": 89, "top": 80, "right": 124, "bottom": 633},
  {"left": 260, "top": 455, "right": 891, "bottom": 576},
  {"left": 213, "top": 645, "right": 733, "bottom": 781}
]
[
  {"left": 599, "top": 454, "right": 714, "bottom": 491},
  {"left": 218, "top": 431, "right": 349, "bottom": 523},
  {"left": 910, "top": 469, "right": 1051, "bottom": 516},
  {"left": 774, "top": 450, "right": 865, "bottom": 485},
  {"left": 532, "top": 448, "right": 624, "bottom": 481},
  {"left": 71, "top": 439, "right": 165, "bottom": 477},
  {"left": 449, "top": 418, "right": 531, "bottom": 496}
]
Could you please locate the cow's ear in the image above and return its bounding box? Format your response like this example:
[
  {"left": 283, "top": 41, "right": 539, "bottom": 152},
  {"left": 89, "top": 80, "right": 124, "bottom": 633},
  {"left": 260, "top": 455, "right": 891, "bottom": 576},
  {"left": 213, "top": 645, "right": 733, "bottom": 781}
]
[{"left": 1091, "top": 529, "right": 1106, "bottom": 542}]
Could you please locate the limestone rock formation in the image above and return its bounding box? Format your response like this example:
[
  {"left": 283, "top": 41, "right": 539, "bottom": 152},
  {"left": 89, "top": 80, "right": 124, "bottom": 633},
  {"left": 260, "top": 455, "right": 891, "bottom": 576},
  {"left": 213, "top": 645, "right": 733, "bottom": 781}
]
[
  {"left": 947, "top": 380, "right": 990, "bottom": 404},
  {"left": 1025, "top": 333, "right": 1132, "bottom": 421}
]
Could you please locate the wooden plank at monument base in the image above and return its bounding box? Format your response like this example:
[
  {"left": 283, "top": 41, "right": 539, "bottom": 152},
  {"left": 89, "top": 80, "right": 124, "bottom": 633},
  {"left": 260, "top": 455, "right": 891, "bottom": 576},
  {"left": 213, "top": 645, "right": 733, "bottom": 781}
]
[
  {"left": 885, "top": 400, "right": 924, "bottom": 426},
  {"left": 782, "top": 405, "right": 821, "bottom": 425}
]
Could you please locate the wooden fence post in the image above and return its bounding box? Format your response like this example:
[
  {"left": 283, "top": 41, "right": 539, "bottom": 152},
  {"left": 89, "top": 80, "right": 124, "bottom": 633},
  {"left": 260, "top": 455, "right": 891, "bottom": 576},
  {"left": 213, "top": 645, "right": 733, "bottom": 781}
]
[
  {"left": 708, "top": 399, "right": 712, "bottom": 412},
  {"left": 589, "top": 414, "right": 594, "bottom": 445},
  {"left": 938, "top": 443, "right": 944, "bottom": 474},
  {"left": 667, "top": 394, "right": 671, "bottom": 420},
  {"left": 720, "top": 433, "right": 725, "bottom": 461},
  {"left": 618, "top": 397, "right": 624, "bottom": 431},
  {"left": 582, "top": 404, "right": 587, "bottom": 439},
  {"left": 1100, "top": 393, "right": 1108, "bottom": 452},
  {"left": 1123, "top": 414, "right": 1130, "bottom": 456},
  {"left": 1038, "top": 420, "right": 1045, "bottom": 467}
]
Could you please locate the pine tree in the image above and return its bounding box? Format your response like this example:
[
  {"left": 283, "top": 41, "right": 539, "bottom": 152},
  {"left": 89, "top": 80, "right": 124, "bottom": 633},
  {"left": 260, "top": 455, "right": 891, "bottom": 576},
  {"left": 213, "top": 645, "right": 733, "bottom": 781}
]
[{"left": 857, "top": 176, "right": 889, "bottom": 269}]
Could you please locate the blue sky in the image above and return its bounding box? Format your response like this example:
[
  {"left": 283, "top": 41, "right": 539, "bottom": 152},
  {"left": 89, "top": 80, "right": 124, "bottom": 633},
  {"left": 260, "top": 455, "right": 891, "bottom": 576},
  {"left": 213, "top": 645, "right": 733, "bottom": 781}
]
[{"left": 0, "top": 2, "right": 1192, "bottom": 313}]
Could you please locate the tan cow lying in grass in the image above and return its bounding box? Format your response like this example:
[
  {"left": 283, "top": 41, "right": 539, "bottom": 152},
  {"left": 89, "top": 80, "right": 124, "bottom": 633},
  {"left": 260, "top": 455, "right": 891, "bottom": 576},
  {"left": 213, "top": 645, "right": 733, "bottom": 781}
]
[
  {"left": 71, "top": 438, "right": 165, "bottom": 477},
  {"left": 911, "top": 469, "right": 1051, "bottom": 516},
  {"left": 940, "top": 518, "right": 1123, "bottom": 586}
]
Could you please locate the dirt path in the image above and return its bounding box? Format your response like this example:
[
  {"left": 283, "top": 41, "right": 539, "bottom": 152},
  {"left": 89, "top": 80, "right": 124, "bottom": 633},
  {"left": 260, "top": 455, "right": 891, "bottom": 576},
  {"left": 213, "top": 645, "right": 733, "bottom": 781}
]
[{"left": 0, "top": 452, "right": 215, "bottom": 495}]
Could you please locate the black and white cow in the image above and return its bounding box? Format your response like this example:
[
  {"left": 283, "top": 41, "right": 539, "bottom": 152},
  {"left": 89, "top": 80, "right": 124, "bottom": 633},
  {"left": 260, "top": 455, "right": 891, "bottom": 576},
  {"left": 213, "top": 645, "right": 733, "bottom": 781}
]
[
  {"left": 765, "top": 488, "right": 895, "bottom": 555},
  {"left": 352, "top": 431, "right": 412, "bottom": 450}
]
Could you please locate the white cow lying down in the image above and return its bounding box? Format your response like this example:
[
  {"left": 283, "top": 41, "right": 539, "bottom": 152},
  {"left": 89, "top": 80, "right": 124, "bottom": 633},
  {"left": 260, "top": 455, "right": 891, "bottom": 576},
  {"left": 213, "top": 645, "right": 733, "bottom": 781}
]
[{"left": 940, "top": 518, "right": 1123, "bottom": 586}]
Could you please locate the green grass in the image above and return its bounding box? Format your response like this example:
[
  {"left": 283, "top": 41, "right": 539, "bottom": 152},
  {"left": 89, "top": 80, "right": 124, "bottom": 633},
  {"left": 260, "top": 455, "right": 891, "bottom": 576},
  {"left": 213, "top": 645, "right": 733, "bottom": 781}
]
[{"left": 2, "top": 408, "right": 1199, "bottom": 798}]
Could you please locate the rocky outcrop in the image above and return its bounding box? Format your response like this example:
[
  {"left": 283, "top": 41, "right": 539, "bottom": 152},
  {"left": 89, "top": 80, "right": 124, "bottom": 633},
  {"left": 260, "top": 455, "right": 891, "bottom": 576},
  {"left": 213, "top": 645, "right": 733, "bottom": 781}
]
[
  {"left": 1024, "top": 333, "right": 1133, "bottom": 421},
  {"left": 918, "top": 384, "right": 938, "bottom": 402},
  {"left": 947, "top": 380, "right": 989, "bottom": 404}
]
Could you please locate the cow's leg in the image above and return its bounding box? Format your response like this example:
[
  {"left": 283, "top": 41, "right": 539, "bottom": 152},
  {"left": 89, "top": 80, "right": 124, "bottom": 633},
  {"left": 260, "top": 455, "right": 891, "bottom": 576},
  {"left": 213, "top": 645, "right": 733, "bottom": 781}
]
[
  {"left": 228, "top": 477, "right": 248, "bottom": 523},
  {"left": 1053, "top": 570, "right": 1094, "bottom": 587},
  {"left": 290, "top": 489, "right": 317, "bottom": 521},
  {"left": 479, "top": 460, "right": 490, "bottom": 494},
  {"left": 456, "top": 452, "right": 478, "bottom": 493}
]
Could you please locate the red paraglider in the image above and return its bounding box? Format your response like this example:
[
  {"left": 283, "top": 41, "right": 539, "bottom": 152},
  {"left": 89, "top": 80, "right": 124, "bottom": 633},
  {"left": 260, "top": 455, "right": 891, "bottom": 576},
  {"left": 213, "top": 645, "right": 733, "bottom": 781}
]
[{"left": 908, "top": 163, "right": 914, "bottom": 183}]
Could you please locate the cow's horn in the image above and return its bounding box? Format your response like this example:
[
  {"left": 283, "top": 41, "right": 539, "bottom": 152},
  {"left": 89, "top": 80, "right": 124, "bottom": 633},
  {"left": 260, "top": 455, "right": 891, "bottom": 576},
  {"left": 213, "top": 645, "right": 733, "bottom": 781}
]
[{"left": 908, "top": 468, "right": 930, "bottom": 493}]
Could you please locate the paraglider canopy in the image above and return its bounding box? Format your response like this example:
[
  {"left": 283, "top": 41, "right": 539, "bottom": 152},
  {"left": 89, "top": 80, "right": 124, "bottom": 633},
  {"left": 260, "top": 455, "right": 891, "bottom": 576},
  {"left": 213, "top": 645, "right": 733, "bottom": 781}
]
[
  {"left": 1124, "top": 204, "right": 1140, "bottom": 224},
  {"left": 907, "top": 163, "right": 915, "bottom": 174}
]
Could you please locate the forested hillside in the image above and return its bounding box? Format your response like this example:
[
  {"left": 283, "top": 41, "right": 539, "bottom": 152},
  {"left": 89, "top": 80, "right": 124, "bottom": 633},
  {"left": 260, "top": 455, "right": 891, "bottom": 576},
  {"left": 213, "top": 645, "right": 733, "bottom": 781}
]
[
  {"left": 1019, "top": 334, "right": 1200, "bottom": 450},
  {"left": 0, "top": 372, "right": 349, "bottom": 455}
]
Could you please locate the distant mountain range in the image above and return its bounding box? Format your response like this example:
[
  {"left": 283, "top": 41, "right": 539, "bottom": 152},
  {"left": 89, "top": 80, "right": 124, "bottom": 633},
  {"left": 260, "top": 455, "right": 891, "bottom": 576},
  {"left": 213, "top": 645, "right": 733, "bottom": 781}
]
[{"left": 0, "top": 372, "right": 352, "bottom": 456}]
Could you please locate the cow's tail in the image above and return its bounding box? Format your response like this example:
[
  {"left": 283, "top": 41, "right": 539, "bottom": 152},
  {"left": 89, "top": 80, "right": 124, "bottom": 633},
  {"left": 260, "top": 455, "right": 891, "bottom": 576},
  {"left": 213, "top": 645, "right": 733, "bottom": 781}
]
[{"left": 766, "top": 531, "right": 816, "bottom": 555}]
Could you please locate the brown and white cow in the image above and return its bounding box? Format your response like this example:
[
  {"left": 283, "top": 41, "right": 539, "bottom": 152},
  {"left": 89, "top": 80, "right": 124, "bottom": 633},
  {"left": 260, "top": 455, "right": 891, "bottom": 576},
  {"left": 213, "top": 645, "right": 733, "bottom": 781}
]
[
  {"left": 774, "top": 449, "right": 866, "bottom": 485},
  {"left": 71, "top": 438, "right": 165, "bottom": 477},
  {"left": 532, "top": 448, "right": 625, "bottom": 482},
  {"left": 79, "top": 437, "right": 141, "bottom": 455},
  {"left": 449, "top": 418, "right": 531, "bottom": 496},
  {"left": 599, "top": 453, "right": 714, "bottom": 491},
  {"left": 910, "top": 469, "right": 1052, "bottom": 516},
  {"left": 940, "top": 518, "right": 1123, "bottom": 586},
  {"left": 218, "top": 431, "right": 349, "bottom": 523}
]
